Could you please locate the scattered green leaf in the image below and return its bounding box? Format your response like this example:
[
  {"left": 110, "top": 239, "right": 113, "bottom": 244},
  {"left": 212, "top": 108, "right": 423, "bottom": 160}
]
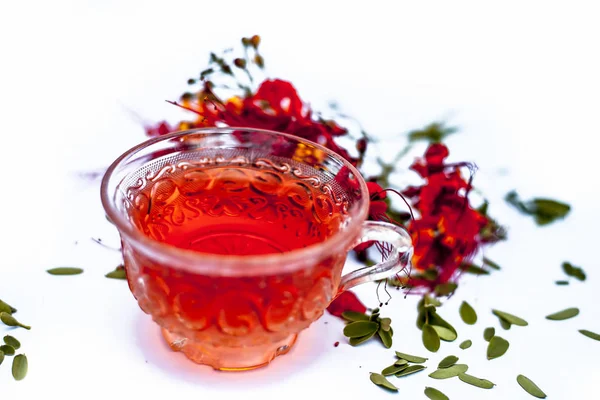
[
  {"left": 423, "top": 324, "right": 441, "bottom": 352},
  {"left": 484, "top": 327, "right": 495, "bottom": 341},
  {"left": 517, "top": 374, "right": 547, "bottom": 398},
  {"left": 0, "top": 299, "right": 17, "bottom": 314},
  {"left": 377, "top": 328, "right": 393, "bottom": 349},
  {"left": 499, "top": 318, "right": 512, "bottom": 330},
  {"left": 370, "top": 373, "right": 398, "bottom": 392},
  {"left": 428, "top": 364, "right": 469, "bottom": 379},
  {"left": 545, "top": 307, "right": 579, "bottom": 321},
  {"left": 487, "top": 336, "right": 510, "bottom": 360},
  {"left": 380, "top": 317, "right": 392, "bottom": 332},
  {"left": 46, "top": 267, "right": 83, "bottom": 276},
  {"left": 424, "top": 387, "right": 449, "bottom": 400},
  {"left": 105, "top": 265, "right": 127, "bottom": 280},
  {"left": 0, "top": 312, "right": 31, "bottom": 330},
  {"left": 482, "top": 257, "right": 501, "bottom": 270},
  {"left": 459, "top": 340, "right": 472, "bottom": 350},
  {"left": 395, "top": 364, "right": 426, "bottom": 377},
  {"left": 562, "top": 262, "right": 586, "bottom": 281},
  {"left": 343, "top": 321, "right": 379, "bottom": 338},
  {"left": 434, "top": 283, "right": 457, "bottom": 297},
  {"left": 382, "top": 363, "right": 408, "bottom": 376},
  {"left": 394, "top": 359, "right": 409, "bottom": 366},
  {"left": 459, "top": 301, "right": 477, "bottom": 325},
  {"left": 431, "top": 325, "right": 457, "bottom": 341},
  {"left": 438, "top": 355, "right": 458, "bottom": 368},
  {"left": 579, "top": 329, "right": 600, "bottom": 341},
  {"left": 349, "top": 330, "right": 377, "bottom": 346},
  {"left": 458, "top": 373, "right": 495, "bottom": 389},
  {"left": 395, "top": 351, "right": 428, "bottom": 363},
  {"left": 492, "top": 310, "right": 528, "bottom": 326},
  {"left": 555, "top": 280, "right": 569, "bottom": 286},
  {"left": 505, "top": 191, "right": 571, "bottom": 225},
  {"left": 1, "top": 344, "right": 15, "bottom": 356},
  {"left": 342, "top": 311, "right": 370, "bottom": 322},
  {"left": 12, "top": 354, "right": 28, "bottom": 381},
  {"left": 4, "top": 335, "right": 20, "bottom": 350}
]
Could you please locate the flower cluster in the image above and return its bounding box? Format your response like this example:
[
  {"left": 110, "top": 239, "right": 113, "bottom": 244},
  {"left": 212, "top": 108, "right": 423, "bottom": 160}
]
[{"left": 144, "top": 35, "right": 504, "bottom": 302}]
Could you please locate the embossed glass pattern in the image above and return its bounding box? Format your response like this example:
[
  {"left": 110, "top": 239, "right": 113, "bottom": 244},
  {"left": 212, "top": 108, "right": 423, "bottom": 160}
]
[{"left": 101, "top": 128, "right": 412, "bottom": 370}]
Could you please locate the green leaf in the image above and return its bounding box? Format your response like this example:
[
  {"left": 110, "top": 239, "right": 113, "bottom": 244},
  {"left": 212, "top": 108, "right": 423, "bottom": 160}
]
[
  {"left": 505, "top": 191, "right": 571, "bottom": 226},
  {"left": 105, "top": 265, "right": 127, "bottom": 280},
  {"left": 395, "top": 351, "right": 428, "bottom": 363},
  {"left": 47, "top": 267, "right": 83, "bottom": 276},
  {"left": 545, "top": 307, "right": 579, "bottom": 321},
  {"left": 483, "top": 327, "right": 495, "bottom": 341},
  {"left": 3, "top": 335, "right": 20, "bottom": 350},
  {"left": 379, "top": 317, "right": 392, "bottom": 332},
  {"left": 459, "top": 340, "right": 472, "bottom": 350},
  {"left": 424, "top": 387, "right": 449, "bottom": 400},
  {"left": 382, "top": 363, "right": 408, "bottom": 376},
  {"left": 492, "top": 310, "right": 528, "bottom": 326},
  {"left": 408, "top": 122, "right": 458, "bottom": 143},
  {"left": 341, "top": 311, "right": 370, "bottom": 322},
  {"left": 394, "top": 359, "right": 409, "bottom": 366},
  {"left": 459, "top": 301, "right": 477, "bottom": 325},
  {"left": 0, "top": 299, "right": 17, "bottom": 314},
  {"left": 377, "top": 328, "right": 393, "bottom": 349},
  {"left": 555, "top": 280, "right": 569, "bottom": 286},
  {"left": 423, "top": 324, "right": 441, "bottom": 352},
  {"left": 499, "top": 318, "right": 512, "bottom": 330},
  {"left": 12, "top": 354, "right": 28, "bottom": 381},
  {"left": 349, "top": 330, "right": 377, "bottom": 346},
  {"left": 562, "top": 262, "right": 586, "bottom": 281},
  {"left": 0, "top": 350, "right": 4, "bottom": 366},
  {"left": 579, "top": 329, "right": 600, "bottom": 341},
  {"left": 487, "top": 336, "right": 510, "bottom": 360},
  {"left": 428, "top": 364, "right": 469, "bottom": 379},
  {"left": 428, "top": 311, "right": 458, "bottom": 340},
  {"left": 0, "top": 312, "right": 31, "bottom": 330},
  {"left": 395, "top": 364, "right": 426, "bottom": 377},
  {"left": 0, "top": 344, "right": 15, "bottom": 356},
  {"left": 482, "top": 257, "right": 501, "bottom": 270},
  {"left": 343, "top": 321, "right": 379, "bottom": 338},
  {"left": 369, "top": 373, "right": 398, "bottom": 392},
  {"left": 460, "top": 263, "right": 490, "bottom": 275},
  {"left": 517, "top": 374, "right": 547, "bottom": 398},
  {"left": 431, "top": 325, "right": 457, "bottom": 341},
  {"left": 438, "top": 355, "right": 458, "bottom": 368},
  {"left": 434, "top": 283, "right": 457, "bottom": 297},
  {"left": 458, "top": 373, "right": 495, "bottom": 389}
]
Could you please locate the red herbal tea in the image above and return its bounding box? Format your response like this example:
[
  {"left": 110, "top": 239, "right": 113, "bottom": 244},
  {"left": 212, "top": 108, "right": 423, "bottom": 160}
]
[{"left": 123, "top": 164, "right": 348, "bottom": 368}]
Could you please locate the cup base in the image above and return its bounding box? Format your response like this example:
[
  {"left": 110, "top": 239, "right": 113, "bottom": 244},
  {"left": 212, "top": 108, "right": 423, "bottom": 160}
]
[{"left": 161, "top": 328, "right": 298, "bottom": 371}]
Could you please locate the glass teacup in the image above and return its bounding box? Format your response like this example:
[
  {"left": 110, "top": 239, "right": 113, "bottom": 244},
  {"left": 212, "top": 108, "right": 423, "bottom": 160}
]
[{"left": 101, "top": 128, "right": 412, "bottom": 371}]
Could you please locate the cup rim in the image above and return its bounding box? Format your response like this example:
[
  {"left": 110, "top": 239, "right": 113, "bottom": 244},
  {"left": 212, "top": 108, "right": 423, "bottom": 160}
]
[{"left": 100, "top": 127, "right": 369, "bottom": 275}]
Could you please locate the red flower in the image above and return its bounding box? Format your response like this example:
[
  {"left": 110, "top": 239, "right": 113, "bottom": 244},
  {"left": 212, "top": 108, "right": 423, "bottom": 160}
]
[{"left": 326, "top": 291, "right": 367, "bottom": 318}]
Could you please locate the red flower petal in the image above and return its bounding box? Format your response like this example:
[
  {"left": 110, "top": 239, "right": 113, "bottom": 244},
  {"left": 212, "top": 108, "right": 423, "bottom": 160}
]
[{"left": 326, "top": 291, "right": 367, "bottom": 318}]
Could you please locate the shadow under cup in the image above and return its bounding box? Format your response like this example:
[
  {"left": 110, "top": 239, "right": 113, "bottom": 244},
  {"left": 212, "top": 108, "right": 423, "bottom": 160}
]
[{"left": 101, "top": 128, "right": 412, "bottom": 371}]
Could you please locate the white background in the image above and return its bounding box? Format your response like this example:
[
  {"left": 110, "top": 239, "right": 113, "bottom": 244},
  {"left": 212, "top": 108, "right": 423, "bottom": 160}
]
[{"left": 1, "top": 1, "right": 599, "bottom": 398}]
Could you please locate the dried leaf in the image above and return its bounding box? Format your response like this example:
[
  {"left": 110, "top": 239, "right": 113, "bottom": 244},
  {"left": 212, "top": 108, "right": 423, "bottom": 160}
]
[
  {"left": 382, "top": 363, "right": 408, "bottom": 376},
  {"left": 459, "top": 340, "right": 472, "bottom": 350},
  {"left": 459, "top": 301, "right": 477, "bottom": 325},
  {"left": 395, "top": 351, "right": 428, "bottom": 363},
  {"left": 487, "top": 336, "right": 510, "bottom": 360},
  {"left": 0, "top": 344, "right": 15, "bottom": 356},
  {"left": 370, "top": 373, "right": 398, "bottom": 391},
  {"left": 579, "top": 329, "right": 600, "bottom": 341},
  {"left": 517, "top": 374, "right": 547, "bottom": 398},
  {"left": 492, "top": 310, "right": 528, "bottom": 326},
  {"left": 3, "top": 335, "right": 20, "bottom": 350},
  {"left": 484, "top": 327, "right": 495, "bottom": 341},
  {"left": 545, "top": 308, "right": 579, "bottom": 321},
  {"left": 431, "top": 325, "right": 458, "bottom": 342},
  {"left": 349, "top": 330, "right": 377, "bottom": 346},
  {"left": 458, "top": 373, "right": 495, "bottom": 389},
  {"left": 423, "top": 324, "right": 441, "bottom": 352},
  {"left": 424, "top": 387, "right": 449, "bottom": 400},
  {"left": 379, "top": 317, "right": 392, "bottom": 332},
  {"left": 438, "top": 355, "right": 458, "bottom": 368},
  {"left": 428, "top": 364, "right": 469, "bottom": 379}
]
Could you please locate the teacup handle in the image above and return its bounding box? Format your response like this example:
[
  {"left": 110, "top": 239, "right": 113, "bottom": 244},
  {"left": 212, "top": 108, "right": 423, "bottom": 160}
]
[{"left": 338, "top": 221, "right": 413, "bottom": 292}]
